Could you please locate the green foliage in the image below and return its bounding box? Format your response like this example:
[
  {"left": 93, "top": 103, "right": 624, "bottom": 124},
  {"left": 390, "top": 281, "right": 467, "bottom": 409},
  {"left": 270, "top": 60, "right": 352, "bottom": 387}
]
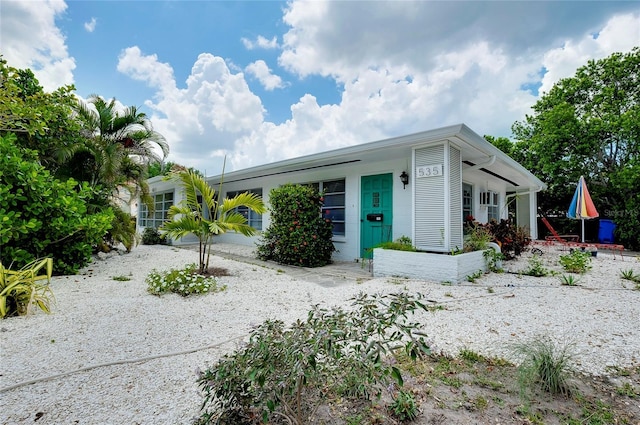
[
  {"left": 522, "top": 256, "right": 550, "bottom": 277},
  {"left": 0, "top": 258, "right": 53, "bottom": 318},
  {"left": 0, "top": 59, "right": 85, "bottom": 174},
  {"left": 463, "top": 223, "right": 492, "bottom": 252},
  {"left": 512, "top": 48, "right": 640, "bottom": 250},
  {"left": 466, "top": 269, "right": 484, "bottom": 283},
  {"left": 257, "top": 183, "right": 336, "bottom": 267},
  {"left": 146, "top": 263, "right": 226, "bottom": 296},
  {"left": 559, "top": 274, "right": 580, "bottom": 286},
  {"left": 161, "top": 168, "right": 265, "bottom": 274},
  {"left": 141, "top": 227, "right": 169, "bottom": 245},
  {"left": 0, "top": 134, "right": 113, "bottom": 274},
  {"left": 559, "top": 250, "right": 592, "bottom": 274},
  {"left": 620, "top": 268, "right": 640, "bottom": 283},
  {"left": 196, "top": 292, "right": 430, "bottom": 424},
  {"left": 514, "top": 335, "right": 575, "bottom": 397},
  {"left": 484, "top": 219, "right": 531, "bottom": 260},
  {"left": 374, "top": 236, "right": 417, "bottom": 252},
  {"left": 104, "top": 208, "right": 139, "bottom": 252},
  {"left": 483, "top": 249, "right": 504, "bottom": 273},
  {"left": 389, "top": 390, "right": 419, "bottom": 421}
]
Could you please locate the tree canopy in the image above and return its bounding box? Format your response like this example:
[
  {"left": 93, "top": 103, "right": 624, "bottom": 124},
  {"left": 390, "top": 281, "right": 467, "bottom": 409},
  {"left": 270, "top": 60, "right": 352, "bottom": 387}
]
[
  {"left": 0, "top": 58, "right": 170, "bottom": 270},
  {"left": 512, "top": 47, "right": 640, "bottom": 249}
]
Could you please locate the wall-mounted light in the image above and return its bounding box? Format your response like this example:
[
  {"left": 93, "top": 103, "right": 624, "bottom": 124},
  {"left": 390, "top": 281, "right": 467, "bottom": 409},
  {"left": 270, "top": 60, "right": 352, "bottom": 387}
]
[{"left": 399, "top": 171, "right": 409, "bottom": 189}]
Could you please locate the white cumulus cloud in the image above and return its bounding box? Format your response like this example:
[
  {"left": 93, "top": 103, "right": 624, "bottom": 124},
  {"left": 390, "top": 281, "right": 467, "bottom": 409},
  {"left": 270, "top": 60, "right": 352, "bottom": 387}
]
[
  {"left": 0, "top": 0, "right": 75, "bottom": 91},
  {"left": 245, "top": 60, "right": 285, "bottom": 91}
]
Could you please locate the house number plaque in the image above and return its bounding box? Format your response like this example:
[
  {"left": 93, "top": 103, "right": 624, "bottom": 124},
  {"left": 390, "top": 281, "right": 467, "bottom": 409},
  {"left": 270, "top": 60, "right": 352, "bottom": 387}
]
[{"left": 416, "top": 164, "right": 443, "bottom": 178}]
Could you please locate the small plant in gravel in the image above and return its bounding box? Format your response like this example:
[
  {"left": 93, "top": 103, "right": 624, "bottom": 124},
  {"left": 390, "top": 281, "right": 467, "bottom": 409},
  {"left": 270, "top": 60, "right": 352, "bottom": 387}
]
[
  {"left": 483, "top": 249, "right": 504, "bottom": 273},
  {"left": 466, "top": 269, "right": 484, "bottom": 283},
  {"left": 521, "top": 255, "right": 550, "bottom": 277},
  {"left": 559, "top": 274, "right": 580, "bottom": 286},
  {"left": 559, "top": 250, "right": 592, "bottom": 274},
  {"left": 620, "top": 268, "right": 640, "bottom": 282},
  {"left": 389, "top": 389, "right": 419, "bottom": 421},
  {"left": 112, "top": 274, "right": 132, "bottom": 282},
  {"left": 196, "top": 292, "right": 430, "bottom": 424},
  {"left": 514, "top": 335, "right": 575, "bottom": 398},
  {"left": 146, "top": 263, "right": 226, "bottom": 296}
]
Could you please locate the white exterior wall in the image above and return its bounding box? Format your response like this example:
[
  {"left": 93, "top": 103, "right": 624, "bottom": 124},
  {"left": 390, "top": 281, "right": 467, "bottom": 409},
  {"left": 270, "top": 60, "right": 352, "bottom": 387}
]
[{"left": 209, "top": 157, "right": 411, "bottom": 262}]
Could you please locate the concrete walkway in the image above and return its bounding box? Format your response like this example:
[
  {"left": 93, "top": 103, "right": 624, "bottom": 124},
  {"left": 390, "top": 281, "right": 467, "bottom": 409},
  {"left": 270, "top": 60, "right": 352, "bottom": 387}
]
[{"left": 178, "top": 243, "right": 374, "bottom": 288}]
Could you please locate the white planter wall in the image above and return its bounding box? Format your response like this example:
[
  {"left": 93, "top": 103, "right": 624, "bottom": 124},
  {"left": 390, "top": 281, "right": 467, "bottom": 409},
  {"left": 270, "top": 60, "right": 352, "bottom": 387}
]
[{"left": 373, "top": 248, "right": 487, "bottom": 283}]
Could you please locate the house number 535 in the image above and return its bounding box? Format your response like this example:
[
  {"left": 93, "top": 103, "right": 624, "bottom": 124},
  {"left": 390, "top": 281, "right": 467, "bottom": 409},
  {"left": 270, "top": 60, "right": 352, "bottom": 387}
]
[{"left": 416, "top": 164, "right": 443, "bottom": 178}]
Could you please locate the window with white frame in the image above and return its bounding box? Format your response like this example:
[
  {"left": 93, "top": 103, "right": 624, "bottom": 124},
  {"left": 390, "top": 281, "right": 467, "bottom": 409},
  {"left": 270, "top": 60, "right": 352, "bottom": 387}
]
[
  {"left": 487, "top": 192, "right": 500, "bottom": 222},
  {"left": 226, "top": 188, "right": 263, "bottom": 230},
  {"left": 139, "top": 191, "right": 174, "bottom": 228},
  {"left": 309, "top": 179, "right": 346, "bottom": 236},
  {"left": 463, "top": 183, "right": 473, "bottom": 221}
]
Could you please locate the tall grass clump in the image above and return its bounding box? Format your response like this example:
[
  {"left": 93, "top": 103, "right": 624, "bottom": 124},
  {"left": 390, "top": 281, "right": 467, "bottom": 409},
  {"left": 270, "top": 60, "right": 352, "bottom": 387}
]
[{"left": 514, "top": 335, "right": 575, "bottom": 398}]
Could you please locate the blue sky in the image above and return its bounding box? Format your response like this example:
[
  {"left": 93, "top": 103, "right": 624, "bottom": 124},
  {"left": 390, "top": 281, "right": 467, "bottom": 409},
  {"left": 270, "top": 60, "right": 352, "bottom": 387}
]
[{"left": 1, "top": 1, "right": 639, "bottom": 175}]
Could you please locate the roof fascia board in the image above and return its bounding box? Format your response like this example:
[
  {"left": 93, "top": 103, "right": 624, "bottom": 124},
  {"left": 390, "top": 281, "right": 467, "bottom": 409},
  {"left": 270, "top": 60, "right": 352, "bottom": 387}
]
[
  {"left": 456, "top": 125, "right": 547, "bottom": 190},
  {"left": 206, "top": 124, "right": 466, "bottom": 183}
]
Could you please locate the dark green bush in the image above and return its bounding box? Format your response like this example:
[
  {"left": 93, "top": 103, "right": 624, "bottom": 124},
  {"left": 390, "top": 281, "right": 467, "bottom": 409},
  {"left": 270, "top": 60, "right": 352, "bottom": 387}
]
[
  {"left": 141, "top": 227, "right": 169, "bottom": 245},
  {"left": 0, "top": 134, "right": 113, "bottom": 274},
  {"left": 256, "top": 184, "right": 335, "bottom": 267}
]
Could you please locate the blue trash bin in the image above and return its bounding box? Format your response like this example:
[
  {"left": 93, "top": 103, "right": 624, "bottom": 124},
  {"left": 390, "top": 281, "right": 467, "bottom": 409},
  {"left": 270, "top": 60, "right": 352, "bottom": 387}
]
[{"left": 598, "top": 219, "right": 616, "bottom": 244}]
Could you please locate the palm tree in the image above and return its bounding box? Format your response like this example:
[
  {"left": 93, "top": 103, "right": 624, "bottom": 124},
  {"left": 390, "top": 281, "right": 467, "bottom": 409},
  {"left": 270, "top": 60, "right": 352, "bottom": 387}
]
[
  {"left": 72, "top": 95, "right": 169, "bottom": 195},
  {"left": 65, "top": 95, "right": 170, "bottom": 250},
  {"left": 160, "top": 168, "right": 266, "bottom": 274}
]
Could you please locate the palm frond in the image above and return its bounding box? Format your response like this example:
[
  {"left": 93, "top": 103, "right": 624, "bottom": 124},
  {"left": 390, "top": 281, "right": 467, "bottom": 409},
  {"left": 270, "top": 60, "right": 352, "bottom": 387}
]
[{"left": 219, "top": 192, "right": 267, "bottom": 215}]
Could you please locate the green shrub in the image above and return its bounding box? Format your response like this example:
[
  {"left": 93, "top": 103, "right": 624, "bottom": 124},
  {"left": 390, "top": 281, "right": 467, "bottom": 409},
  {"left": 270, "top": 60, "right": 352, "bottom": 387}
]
[
  {"left": 257, "top": 184, "right": 335, "bottom": 267},
  {"left": 141, "top": 227, "right": 169, "bottom": 245},
  {"left": 0, "top": 134, "right": 113, "bottom": 274},
  {"left": 559, "top": 250, "right": 592, "bottom": 274},
  {"left": 146, "top": 263, "right": 226, "bottom": 296},
  {"left": 196, "top": 292, "right": 430, "bottom": 424}
]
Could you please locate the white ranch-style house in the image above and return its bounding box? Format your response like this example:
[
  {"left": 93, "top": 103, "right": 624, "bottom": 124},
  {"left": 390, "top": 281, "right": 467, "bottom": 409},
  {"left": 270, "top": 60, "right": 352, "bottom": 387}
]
[{"left": 140, "top": 124, "right": 546, "bottom": 262}]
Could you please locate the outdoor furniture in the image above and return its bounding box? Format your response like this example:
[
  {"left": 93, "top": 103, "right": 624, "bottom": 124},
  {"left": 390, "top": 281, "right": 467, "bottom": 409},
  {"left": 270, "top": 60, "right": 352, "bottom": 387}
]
[
  {"left": 541, "top": 217, "right": 579, "bottom": 242},
  {"left": 538, "top": 217, "right": 625, "bottom": 259}
]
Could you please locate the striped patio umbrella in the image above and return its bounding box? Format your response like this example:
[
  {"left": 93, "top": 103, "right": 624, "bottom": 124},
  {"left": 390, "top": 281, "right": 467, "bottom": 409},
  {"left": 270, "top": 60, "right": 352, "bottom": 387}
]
[{"left": 566, "top": 176, "right": 599, "bottom": 243}]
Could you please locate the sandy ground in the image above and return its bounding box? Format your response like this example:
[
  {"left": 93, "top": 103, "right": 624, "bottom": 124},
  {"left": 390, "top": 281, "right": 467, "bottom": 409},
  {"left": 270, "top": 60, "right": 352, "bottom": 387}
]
[{"left": 1, "top": 244, "right": 639, "bottom": 424}]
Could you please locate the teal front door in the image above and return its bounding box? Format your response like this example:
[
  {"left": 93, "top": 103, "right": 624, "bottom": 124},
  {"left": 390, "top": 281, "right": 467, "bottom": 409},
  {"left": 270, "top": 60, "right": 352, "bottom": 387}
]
[{"left": 360, "top": 173, "right": 393, "bottom": 258}]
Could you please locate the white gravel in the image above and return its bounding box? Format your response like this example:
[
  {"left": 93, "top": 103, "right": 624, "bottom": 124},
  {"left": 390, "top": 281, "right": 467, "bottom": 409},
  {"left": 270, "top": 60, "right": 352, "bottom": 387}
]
[{"left": 1, "top": 244, "right": 639, "bottom": 424}]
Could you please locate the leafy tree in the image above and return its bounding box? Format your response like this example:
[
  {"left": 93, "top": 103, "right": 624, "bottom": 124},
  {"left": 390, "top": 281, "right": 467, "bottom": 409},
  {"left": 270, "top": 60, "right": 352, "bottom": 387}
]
[
  {"left": 147, "top": 161, "right": 203, "bottom": 178},
  {"left": 0, "top": 59, "right": 85, "bottom": 175},
  {"left": 0, "top": 134, "right": 113, "bottom": 274},
  {"left": 257, "top": 184, "right": 336, "bottom": 267},
  {"left": 512, "top": 48, "right": 640, "bottom": 249},
  {"left": 160, "top": 168, "right": 266, "bottom": 274}
]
